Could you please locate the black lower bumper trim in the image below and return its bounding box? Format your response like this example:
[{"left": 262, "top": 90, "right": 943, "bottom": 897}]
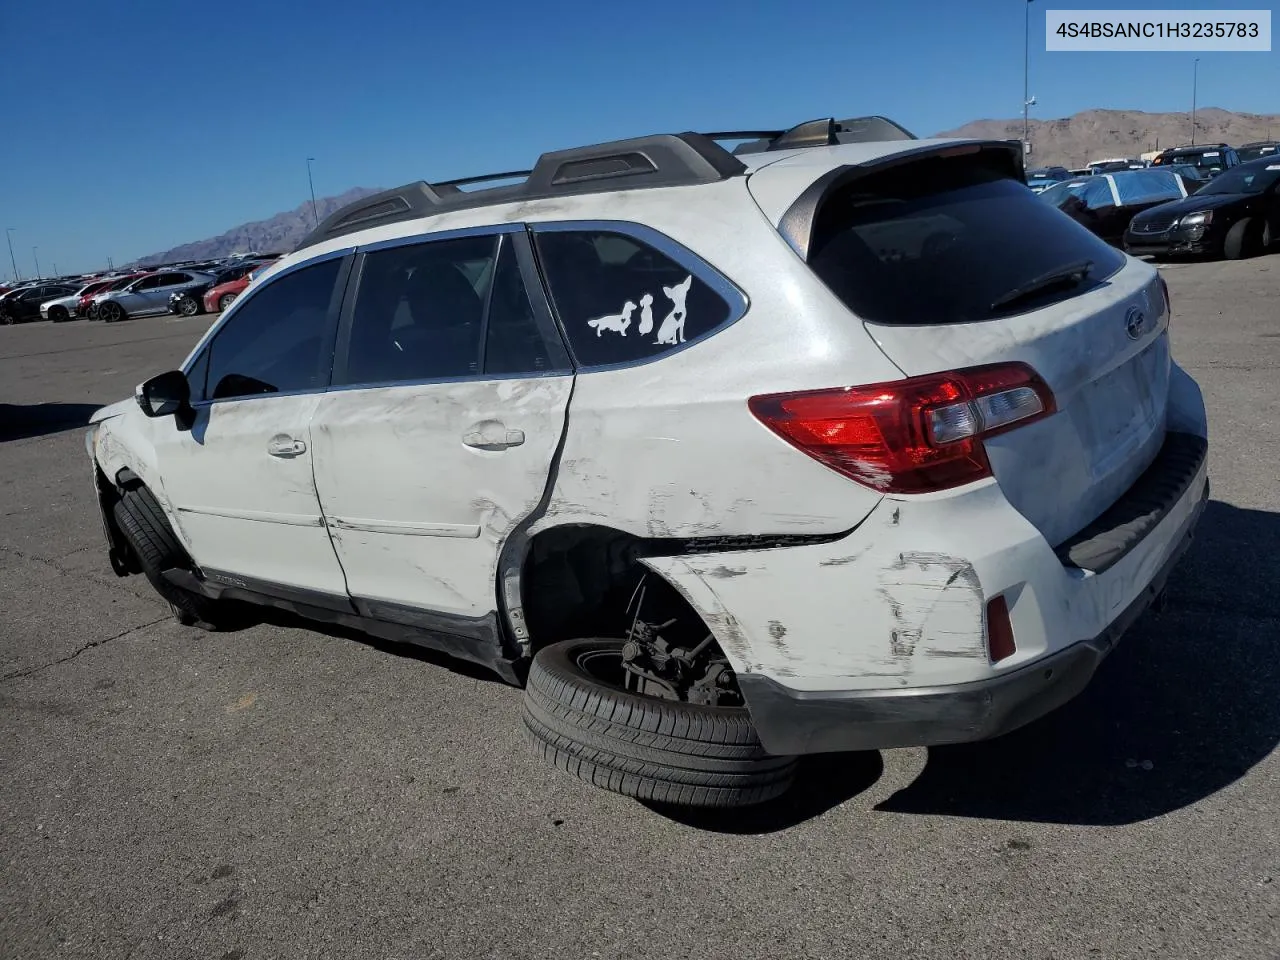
[
  {"left": 1056, "top": 432, "right": 1207, "bottom": 573},
  {"left": 739, "top": 482, "right": 1207, "bottom": 756}
]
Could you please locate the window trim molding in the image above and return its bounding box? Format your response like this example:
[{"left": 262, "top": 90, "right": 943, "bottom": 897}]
[{"left": 529, "top": 219, "right": 749, "bottom": 373}]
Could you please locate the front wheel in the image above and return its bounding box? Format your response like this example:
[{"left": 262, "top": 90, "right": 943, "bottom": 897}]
[
  {"left": 98, "top": 301, "right": 125, "bottom": 323},
  {"left": 1223, "top": 217, "right": 1261, "bottom": 260},
  {"left": 177, "top": 296, "right": 199, "bottom": 317},
  {"left": 111, "top": 486, "right": 235, "bottom": 629},
  {"left": 522, "top": 638, "right": 796, "bottom": 807},
  {"left": 217, "top": 293, "right": 237, "bottom": 312},
  {"left": 48, "top": 305, "right": 70, "bottom": 323}
]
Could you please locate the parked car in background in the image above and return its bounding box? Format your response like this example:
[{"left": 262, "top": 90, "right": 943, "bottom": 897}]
[
  {"left": 1151, "top": 144, "right": 1240, "bottom": 177},
  {"left": 201, "top": 261, "right": 274, "bottom": 314},
  {"left": 1237, "top": 141, "right": 1279, "bottom": 163},
  {"left": 168, "top": 261, "right": 271, "bottom": 316},
  {"left": 1026, "top": 177, "right": 1061, "bottom": 194},
  {"left": 83, "top": 274, "right": 145, "bottom": 319},
  {"left": 93, "top": 270, "right": 216, "bottom": 322},
  {"left": 1125, "top": 154, "right": 1280, "bottom": 259},
  {"left": 40, "top": 278, "right": 118, "bottom": 322},
  {"left": 0, "top": 283, "right": 79, "bottom": 324},
  {"left": 1067, "top": 167, "right": 1093, "bottom": 177},
  {"left": 1165, "top": 163, "right": 1212, "bottom": 192},
  {"left": 1087, "top": 157, "right": 1142, "bottom": 174},
  {"left": 1027, "top": 166, "right": 1071, "bottom": 182},
  {"left": 1039, "top": 168, "right": 1192, "bottom": 246}
]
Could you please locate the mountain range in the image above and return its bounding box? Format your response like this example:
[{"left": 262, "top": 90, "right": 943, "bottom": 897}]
[
  {"left": 935, "top": 107, "right": 1279, "bottom": 169},
  {"left": 131, "top": 108, "right": 1278, "bottom": 265},
  {"left": 131, "top": 187, "right": 383, "bottom": 267}
]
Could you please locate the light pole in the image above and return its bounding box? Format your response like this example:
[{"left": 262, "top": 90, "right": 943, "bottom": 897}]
[
  {"left": 5, "top": 228, "right": 19, "bottom": 282},
  {"left": 1023, "top": 0, "right": 1035, "bottom": 148},
  {"left": 306, "top": 157, "right": 319, "bottom": 225},
  {"left": 32, "top": 247, "right": 40, "bottom": 279},
  {"left": 1190, "top": 58, "right": 1201, "bottom": 145}
]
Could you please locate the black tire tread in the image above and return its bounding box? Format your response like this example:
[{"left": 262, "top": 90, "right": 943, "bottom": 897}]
[
  {"left": 112, "top": 487, "right": 223, "bottom": 628},
  {"left": 522, "top": 638, "right": 796, "bottom": 807}
]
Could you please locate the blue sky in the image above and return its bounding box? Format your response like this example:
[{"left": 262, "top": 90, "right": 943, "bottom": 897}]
[{"left": 0, "top": 0, "right": 1275, "bottom": 278}]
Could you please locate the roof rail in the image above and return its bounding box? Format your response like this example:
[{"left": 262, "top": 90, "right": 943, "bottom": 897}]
[
  {"left": 294, "top": 131, "right": 745, "bottom": 251},
  {"left": 294, "top": 116, "right": 916, "bottom": 252}
]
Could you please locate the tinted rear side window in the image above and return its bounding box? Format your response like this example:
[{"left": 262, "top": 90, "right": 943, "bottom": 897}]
[
  {"left": 808, "top": 157, "right": 1126, "bottom": 325},
  {"left": 535, "top": 230, "right": 730, "bottom": 367}
]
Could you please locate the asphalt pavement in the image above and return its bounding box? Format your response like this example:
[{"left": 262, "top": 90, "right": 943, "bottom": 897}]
[{"left": 2, "top": 261, "right": 1278, "bottom": 959}]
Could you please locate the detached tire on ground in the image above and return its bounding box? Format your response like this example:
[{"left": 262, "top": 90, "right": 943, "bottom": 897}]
[
  {"left": 112, "top": 486, "right": 229, "bottom": 629},
  {"left": 522, "top": 638, "right": 797, "bottom": 807}
]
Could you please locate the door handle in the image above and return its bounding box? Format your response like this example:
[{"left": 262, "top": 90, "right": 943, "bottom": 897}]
[
  {"left": 461, "top": 422, "right": 525, "bottom": 451},
  {"left": 267, "top": 434, "right": 306, "bottom": 458}
]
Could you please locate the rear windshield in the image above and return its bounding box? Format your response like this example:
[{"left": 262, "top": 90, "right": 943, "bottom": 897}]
[
  {"left": 808, "top": 156, "right": 1126, "bottom": 325},
  {"left": 1160, "top": 150, "right": 1226, "bottom": 172},
  {"left": 1112, "top": 169, "right": 1184, "bottom": 205}
]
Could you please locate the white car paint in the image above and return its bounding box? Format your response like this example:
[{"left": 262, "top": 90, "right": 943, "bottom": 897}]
[
  {"left": 309, "top": 374, "right": 574, "bottom": 617},
  {"left": 39, "top": 291, "right": 84, "bottom": 319},
  {"left": 87, "top": 133, "right": 1208, "bottom": 743}
]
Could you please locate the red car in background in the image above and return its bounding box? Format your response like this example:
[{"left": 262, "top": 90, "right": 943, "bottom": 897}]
[
  {"left": 82, "top": 273, "right": 147, "bottom": 319},
  {"left": 203, "top": 261, "right": 275, "bottom": 313}
]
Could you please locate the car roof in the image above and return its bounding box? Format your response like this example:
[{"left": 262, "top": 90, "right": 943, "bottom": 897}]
[{"left": 282, "top": 131, "right": 1010, "bottom": 273}]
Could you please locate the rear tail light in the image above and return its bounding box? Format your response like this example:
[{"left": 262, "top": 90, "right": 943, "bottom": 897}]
[{"left": 748, "top": 362, "right": 1055, "bottom": 494}]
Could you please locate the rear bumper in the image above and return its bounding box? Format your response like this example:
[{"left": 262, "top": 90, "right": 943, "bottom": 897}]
[{"left": 738, "top": 482, "right": 1205, "bottom": 755}]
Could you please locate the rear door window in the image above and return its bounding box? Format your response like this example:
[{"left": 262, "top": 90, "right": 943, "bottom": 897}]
[
  {"left": 336, "top": 235, "right": 495, "bottom": 386},
  {"left": 807, "top": 156, "right": 1126, "bottom": 325},
  {"left": 534, "top": 229, "right": 731, "bottom": 368}
]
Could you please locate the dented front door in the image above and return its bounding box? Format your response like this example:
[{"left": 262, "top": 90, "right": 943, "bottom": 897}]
[{"left": 309, "top": 376, "right": 572, "bottom": 618}]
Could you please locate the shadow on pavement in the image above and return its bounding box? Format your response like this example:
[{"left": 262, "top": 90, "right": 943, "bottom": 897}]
[
  {"left": 0, "top": 402, "right": 101, "bottom": 442},
  {"left": 648, "top": 500, "right": 1279, "bottom": 832},
  {"left": 877, "top": 499, "right": 1280, "bottom": 826}
]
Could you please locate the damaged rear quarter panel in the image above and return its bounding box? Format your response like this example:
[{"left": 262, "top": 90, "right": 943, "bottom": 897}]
[
  {"left": 642, "top": 483, "right": 1050, "bottom": 691},
  {"left": 529, "top": 197, "right": 904, "bottom": 542}
]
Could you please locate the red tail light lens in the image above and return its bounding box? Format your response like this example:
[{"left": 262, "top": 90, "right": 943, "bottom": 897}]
[{"left": 748, "top": 362, "right": 1055, "bottom": 494}]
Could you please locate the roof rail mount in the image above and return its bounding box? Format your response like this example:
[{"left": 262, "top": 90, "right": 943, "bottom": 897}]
[{"left": 294, "top": 115, "right": 917, "bottom": 251}]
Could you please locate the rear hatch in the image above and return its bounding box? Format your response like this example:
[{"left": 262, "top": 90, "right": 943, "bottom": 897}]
[{"left": 764, "top": 144, "right": 1170, "bottom": 547}]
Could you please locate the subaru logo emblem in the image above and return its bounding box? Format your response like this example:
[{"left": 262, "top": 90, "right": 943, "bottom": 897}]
[{"left": 1124, "top": 306, "right": 1146, "bottom": 341}]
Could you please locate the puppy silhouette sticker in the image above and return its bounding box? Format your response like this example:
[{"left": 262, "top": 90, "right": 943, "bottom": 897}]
[
  {"left": 587, "top": 300, "right": 636, "bottom": 337},
  {"left": 654, "top": 275, "right": 692, "bottom": 345},
  {"left": 637, "top": 293, "right": 655, "bottom": 336}
]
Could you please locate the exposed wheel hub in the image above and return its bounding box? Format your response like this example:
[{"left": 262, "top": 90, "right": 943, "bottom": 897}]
[{"left": 619, "top": 612, "right": 742, "bottom": 707}]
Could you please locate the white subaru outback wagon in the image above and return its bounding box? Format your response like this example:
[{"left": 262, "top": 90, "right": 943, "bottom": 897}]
[{"left": 87, "top": 116, "right": 1209, "bottom": 807}]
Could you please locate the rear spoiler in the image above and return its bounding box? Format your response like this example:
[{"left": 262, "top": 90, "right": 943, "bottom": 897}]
[{"left": 776, "top": 140, "right": 1025, "bottom": 260}]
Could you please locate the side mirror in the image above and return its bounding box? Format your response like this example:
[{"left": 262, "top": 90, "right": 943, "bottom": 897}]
[{"left": 136, "top": 370, "right": 191, "bottom": 418}]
